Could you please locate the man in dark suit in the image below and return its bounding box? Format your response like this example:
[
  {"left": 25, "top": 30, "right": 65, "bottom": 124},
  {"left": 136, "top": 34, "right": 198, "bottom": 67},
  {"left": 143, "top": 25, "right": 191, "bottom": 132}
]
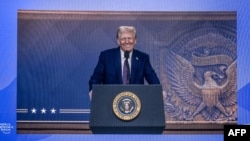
[{"left": 89, "top": 26, "right": 160, "bottom": 98}]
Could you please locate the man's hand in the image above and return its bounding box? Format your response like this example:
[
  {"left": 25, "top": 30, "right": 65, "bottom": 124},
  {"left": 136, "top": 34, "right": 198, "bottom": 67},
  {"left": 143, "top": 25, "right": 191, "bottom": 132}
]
[
  {"left": 162, "top": 90, "right": 167, "bottom": 101},
  {"left": 89, "top": 90, "right": 92, "bottom": 100}
]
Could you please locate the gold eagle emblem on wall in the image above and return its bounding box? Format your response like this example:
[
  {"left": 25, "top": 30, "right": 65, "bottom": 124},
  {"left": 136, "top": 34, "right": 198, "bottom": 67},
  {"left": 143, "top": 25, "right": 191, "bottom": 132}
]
[{"left": 165, "top": 50, "right": 236, "bottom": 121}]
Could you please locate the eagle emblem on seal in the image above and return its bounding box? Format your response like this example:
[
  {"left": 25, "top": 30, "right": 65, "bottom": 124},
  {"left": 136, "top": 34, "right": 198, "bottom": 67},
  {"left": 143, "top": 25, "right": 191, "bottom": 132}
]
[{"left": 113, "top": 92, "right": 141, "bottom": 121}]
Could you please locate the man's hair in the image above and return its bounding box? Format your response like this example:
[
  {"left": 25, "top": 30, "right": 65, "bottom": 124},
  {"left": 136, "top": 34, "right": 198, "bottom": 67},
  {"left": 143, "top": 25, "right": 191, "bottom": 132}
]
[{"left": 116, "top": 26, "right": 137, "bottom": 39}]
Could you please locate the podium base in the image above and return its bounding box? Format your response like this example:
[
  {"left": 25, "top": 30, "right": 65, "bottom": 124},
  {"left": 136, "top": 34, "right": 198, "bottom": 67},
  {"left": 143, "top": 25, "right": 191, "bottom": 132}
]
[{"left": 91, "top": 126, "right": 165, "bottom": 134}]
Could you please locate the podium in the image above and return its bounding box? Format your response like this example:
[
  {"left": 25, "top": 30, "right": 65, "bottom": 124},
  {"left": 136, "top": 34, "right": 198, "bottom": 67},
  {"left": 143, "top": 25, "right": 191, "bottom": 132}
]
[{"left": 89, "top": 84, "right": 165, "bottom": 134}]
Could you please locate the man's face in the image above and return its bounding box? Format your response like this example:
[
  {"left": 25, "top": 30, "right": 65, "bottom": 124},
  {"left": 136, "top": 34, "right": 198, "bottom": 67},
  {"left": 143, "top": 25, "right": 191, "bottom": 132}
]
[{"left": 117, "top": 32, "right": 136, "bottom": 52}]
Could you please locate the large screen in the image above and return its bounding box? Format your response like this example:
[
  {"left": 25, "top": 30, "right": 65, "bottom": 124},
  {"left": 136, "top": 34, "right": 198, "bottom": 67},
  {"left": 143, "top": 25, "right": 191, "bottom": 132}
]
[{"left": 1, "top": 1, "right": 250, "bottom": 141}]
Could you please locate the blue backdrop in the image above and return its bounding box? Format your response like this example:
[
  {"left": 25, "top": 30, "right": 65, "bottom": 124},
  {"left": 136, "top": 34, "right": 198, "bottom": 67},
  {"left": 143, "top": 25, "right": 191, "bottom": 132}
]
[{"left": 1, "top": 0, "right": 250, "bottom": 141}]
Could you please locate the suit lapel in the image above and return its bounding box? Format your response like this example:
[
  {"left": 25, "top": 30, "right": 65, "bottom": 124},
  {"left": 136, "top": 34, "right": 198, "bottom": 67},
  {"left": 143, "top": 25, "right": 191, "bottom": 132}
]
[
  {"left": 114, "top": 48, "right": 123, "bottom": 83},
  {"left": 130, "top": 50, "right": 139, "bottom": 83}
]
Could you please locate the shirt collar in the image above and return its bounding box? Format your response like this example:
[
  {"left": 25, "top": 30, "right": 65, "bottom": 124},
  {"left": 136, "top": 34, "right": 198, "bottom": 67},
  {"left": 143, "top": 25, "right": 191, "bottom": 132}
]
[{"left": 120, "top": 49, "right": 133, "bottom": 59}]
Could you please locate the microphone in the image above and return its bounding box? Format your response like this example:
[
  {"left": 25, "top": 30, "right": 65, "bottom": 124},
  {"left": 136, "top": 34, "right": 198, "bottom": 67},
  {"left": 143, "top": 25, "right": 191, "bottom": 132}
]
[{"left": 124, "top": 51, "right": 130, "bottom": 59}]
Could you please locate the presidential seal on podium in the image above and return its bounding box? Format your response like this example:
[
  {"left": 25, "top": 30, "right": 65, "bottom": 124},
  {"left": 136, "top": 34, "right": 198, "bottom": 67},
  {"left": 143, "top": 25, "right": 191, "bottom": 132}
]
[{"left": 113, "top": 91, "right": 141, "bottom": 121}]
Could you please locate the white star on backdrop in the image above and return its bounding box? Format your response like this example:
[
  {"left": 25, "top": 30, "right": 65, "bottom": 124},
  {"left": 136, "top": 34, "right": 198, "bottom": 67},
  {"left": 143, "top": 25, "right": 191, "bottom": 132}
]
[
  {"left": 51, "top": 108, "right": 56, "bottom": 114},
  {"left": 41, "top": 108, "right": 46, "bottom": 114},
  {"left": 31, "top": 108, "right": 36, "bottom": 114}
]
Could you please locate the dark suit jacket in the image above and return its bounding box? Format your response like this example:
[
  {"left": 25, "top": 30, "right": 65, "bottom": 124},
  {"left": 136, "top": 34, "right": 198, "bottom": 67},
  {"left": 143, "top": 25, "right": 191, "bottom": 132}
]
[{"left": 89, "top": 47, "right": 160, "bottom": 90}]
